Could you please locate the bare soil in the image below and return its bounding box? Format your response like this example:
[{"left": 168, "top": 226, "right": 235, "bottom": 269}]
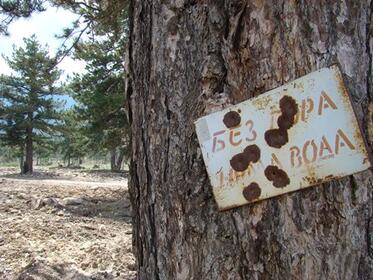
[{"left": 0, "top": 167, "right": 135, "bottom": 280}]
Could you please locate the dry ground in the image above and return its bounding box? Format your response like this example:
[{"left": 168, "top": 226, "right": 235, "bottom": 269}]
[{"left": 0, "top": 167, "right": 136, "bottom": 280}]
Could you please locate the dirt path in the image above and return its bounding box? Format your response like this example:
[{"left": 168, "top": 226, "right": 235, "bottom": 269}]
[{"left": 0, "top": 167, "right": 135, "bottom": 280}]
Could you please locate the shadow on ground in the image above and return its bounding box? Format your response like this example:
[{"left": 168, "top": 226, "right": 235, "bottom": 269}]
[
  {"left": 0, "top": 168, "right": 129, "bottom": 180},
  {"left": 61, "top": 196, "right": 132, "bottom": 223},
  {"left": 84, "top": 169, "right": 129, "bottom": 177},
  {"left": 0, "top": 170, "right": 62, "bottom": 180},
  {"left": 15, "top": 260, "right": 136, "bottom": 280},
  {"left": 0, "top": 168, "right": 128, "bottom": 181}
]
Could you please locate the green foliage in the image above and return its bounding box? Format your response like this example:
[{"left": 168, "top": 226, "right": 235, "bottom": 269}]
[
  {"left": 60, "top": 0, "right": 130, "bottom": 170},
  {"left": 0, "top": 0, "right": 131, "bottom": 171},
  {"left": 0, "top": 0, "right": 45, "bottom": 34},
  {"left": 0, "top": 35, "right": 62, "bottom": 172},
  {"left": 51, "top": 0, "right": 128, "bottom": 37},
  {"left": 50, "top": 0, "right": 129, "bottom": 66},
  {"left": 0, "top": 144, "right": 19, "bottom": 161},
  {"left": 68, "top": 36, "right": 129, "bottom": 164},
  {"left": 1, "top": 0, "right": 129, "bottom": 63},
  {"left": 58, "top": 109, "right": 88, "bottom": 165}
]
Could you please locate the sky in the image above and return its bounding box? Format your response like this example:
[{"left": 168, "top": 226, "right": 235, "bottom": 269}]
[{"left": 0, "top": 4, "right": 86, "bottom": 82}]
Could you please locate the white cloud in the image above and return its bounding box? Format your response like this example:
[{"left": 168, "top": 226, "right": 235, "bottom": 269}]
[
  {"left": 59, "top": 57, "right": 86, "bottom": 80},
  {"left": 0, "top": 59, "right": 12, "bottom": 75},
  {"left": 0, "top": 5, "right": 86, "bottom": 80}
]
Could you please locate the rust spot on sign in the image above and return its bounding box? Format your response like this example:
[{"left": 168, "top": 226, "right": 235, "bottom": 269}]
[
  {"left": 265, "top": 95, "right": 298, "bottom": 148},
  {"left": 278, "top": 114, "right": 294, "bottom": 129},
  {"left": 242, "top": 182, "right": 261, "bottom": 201},
  {"left": 243, "top": 144, "right": 261, "bottom": 163},
  {"left": 265, "top": 129, "right": 288, "bottom": 148},
  {"left": 280, "top": 95, "right": 298, "bottom": 117},
  {"left": 230, "top": 144, "right": 261, "bottom": 172},
  {"left": 230, "top": 153, "right": 249, "bottom": 172},
  {"left": 264, "top": 165, "right": 290, "bottom": 188},
  {"left": 303, "top": 176, "right": 323, "bottom": 184},
  {"left": 223, "top": 111, "right": 241, "bottom": 128}
]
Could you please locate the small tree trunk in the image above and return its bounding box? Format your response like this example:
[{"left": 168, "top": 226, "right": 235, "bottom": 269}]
[
  {"left": 23, "top": 127, "right": 33, "bottom": 174},
  {"left": 110, "top": 149, "right": 122, "bottom": 171},
  {"left": 115, "top": 148, "right": 125, "bottom": 171},
  {"left": 19, "top": 146, "right": 24, "bottom": 174},
  {"left": 110, "top": 149, "right": 116, "bottom": 171}
]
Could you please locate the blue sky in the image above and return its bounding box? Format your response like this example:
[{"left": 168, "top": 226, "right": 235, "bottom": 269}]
[
  {"left": 0, "top": 4, "right": 86, "bottom": 81},
  {"left": 55, "top": 95, "right": 76, "bottom": 109}
]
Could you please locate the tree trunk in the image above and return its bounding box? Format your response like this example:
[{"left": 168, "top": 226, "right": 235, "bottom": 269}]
[
  {"left": 19, "top": 146, "right": 24, "bottom": 174},
  {"left": 110, "top": 148, "right": 125, "bottom": 171},
  {"left": 23, "top": 127, "right": 33, "bottom": 174},
  {"left": 128, "top": 1, "right": 373, "bottom": 279},
  {"left": 110, "top": 149, "right": 117, "bottom": 171},
  {"left": 116, "top": 148, "right": 125, "bottom": 171}
]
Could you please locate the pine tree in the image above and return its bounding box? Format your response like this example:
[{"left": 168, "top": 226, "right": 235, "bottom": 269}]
[
  {"left": 0, "top": 35, "right": 62, "bottom": 174},
  {"left": 59, "top": 109, "right": 87, "bottom": 167},
  {"left": 69, "top": 37, "right": 129, "bottom": 171}
]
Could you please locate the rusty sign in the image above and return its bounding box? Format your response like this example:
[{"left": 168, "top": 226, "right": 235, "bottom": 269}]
[{"left": 195, "top": 65, "right": 371, "bottom": 210}]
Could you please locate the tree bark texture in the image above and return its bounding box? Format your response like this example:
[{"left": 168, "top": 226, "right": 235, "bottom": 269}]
[
  {"left": 128, "top": 1, "right": 373, "bottom": 279},
  {"left": 24, "top": 127, "right": 33, "bottom": 174}
]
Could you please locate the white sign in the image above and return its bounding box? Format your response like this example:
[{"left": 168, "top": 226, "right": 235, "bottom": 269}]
[{"left": 195, "top": 66, "right": 371, "bottom": 210}]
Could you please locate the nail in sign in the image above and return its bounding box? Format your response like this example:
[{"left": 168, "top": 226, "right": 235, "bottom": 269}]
[{"left": 195, "top": 66, "right": 371, "bottom": 210}]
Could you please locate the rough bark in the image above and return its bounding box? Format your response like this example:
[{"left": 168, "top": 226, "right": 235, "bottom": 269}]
[
  {"left": 128, "top": 1, "right": 373, "bottom": 279},
  {"left": 23, "top": 126, "right": 33, "bottom": 174}
]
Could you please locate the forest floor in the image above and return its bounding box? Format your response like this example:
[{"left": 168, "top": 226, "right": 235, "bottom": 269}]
[{"left": 0, "top": 166, "right": 136, "bottom": 280}]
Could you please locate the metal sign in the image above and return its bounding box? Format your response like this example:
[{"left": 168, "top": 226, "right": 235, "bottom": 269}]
[{"left": 195, "top": 65, "right": 371, "bottom": 210}]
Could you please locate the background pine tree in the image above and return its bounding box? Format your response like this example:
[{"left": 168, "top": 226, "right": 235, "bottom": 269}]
[{"left": 0, "top": 35, "right": 62, "bottom": 173}]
